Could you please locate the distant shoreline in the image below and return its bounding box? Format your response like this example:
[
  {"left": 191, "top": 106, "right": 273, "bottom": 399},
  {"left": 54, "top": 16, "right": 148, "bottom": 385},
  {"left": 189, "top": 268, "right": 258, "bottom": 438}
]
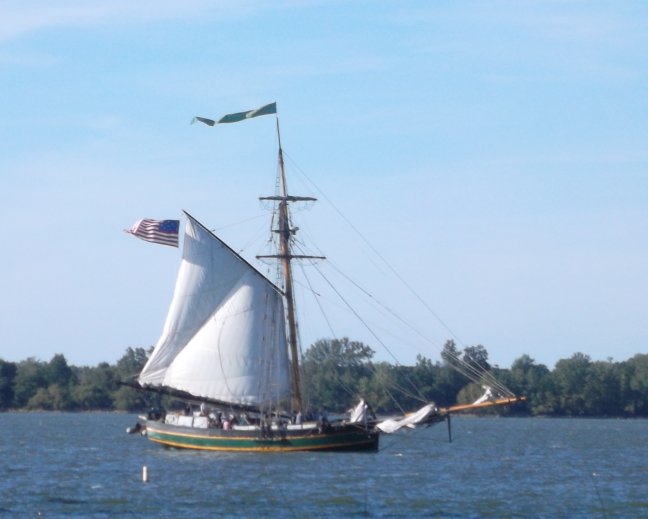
[{"left": 1, "top": 409, "right": 645, "bottom": 419}]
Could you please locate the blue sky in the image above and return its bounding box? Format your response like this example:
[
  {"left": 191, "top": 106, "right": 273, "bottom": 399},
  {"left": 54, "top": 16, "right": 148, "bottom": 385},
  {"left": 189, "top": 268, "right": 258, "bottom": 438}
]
[{"left": 1, "top": 0, "right": 646, "bottom": 370}]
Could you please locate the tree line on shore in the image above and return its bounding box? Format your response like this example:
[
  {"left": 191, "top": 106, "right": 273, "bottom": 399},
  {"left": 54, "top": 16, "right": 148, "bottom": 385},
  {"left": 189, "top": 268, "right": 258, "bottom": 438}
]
[{"left": 0, "top": 339, "right": 647, "bottom": 416}]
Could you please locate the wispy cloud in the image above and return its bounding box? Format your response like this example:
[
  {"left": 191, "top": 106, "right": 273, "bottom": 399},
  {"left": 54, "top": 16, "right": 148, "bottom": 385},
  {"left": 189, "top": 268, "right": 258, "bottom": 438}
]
[
  {"left": 461, "top": 150, "right": 648, "bottom": 168},
  {"left": 0, "top": 1, "right": 223, "bottom": 40},
  {"left": 389, "top": 1, "right": 648, "bottom": 83},
  {"left": 0, "top": 0, "right": 345, "bottom": 41},
  {"left": 506, "top": 3, "right": 627, "bottom": 44},
  {"left": 388, "top": 0, "right": 632, "bottom": 44}
]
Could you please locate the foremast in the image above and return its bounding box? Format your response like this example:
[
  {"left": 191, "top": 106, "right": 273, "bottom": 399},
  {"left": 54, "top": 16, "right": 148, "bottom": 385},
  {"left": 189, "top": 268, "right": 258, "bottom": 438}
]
[{"left": 257, "top": 120, "right": 324, "bottom": 412}]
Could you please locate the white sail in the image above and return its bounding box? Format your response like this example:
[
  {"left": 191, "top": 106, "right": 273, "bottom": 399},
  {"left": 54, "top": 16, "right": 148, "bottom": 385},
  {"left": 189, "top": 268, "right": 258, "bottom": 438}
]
[
  {"left": 375, "top": 404, "right": 438, "bottom": 434},
  {"left": 138, "top": 213, "right": 291, "bottom": 406}
]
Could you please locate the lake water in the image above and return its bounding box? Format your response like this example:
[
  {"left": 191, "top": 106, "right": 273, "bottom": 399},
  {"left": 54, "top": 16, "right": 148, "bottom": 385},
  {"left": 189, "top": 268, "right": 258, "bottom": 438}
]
[{"left": 0, "top": 414, "right": 646, "bottom": 518}]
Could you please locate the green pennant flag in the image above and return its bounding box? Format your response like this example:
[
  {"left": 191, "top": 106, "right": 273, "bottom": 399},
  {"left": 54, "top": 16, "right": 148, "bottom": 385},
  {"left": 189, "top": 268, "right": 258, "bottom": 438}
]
[{"left": 191, "top": 102, "right": 277, "bottom": 126}]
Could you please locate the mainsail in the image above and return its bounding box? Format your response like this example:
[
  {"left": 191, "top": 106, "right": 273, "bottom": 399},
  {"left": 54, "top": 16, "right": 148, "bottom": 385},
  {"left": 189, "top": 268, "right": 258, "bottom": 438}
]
[{"left": 138, "top": 212, "right": 291, "bottom": 406}]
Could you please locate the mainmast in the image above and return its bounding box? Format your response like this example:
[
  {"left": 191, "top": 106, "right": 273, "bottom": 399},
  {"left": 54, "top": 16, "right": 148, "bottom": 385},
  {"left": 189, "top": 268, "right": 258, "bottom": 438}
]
[{"left": 257, "top": 119, "right": 324, "bottom": 412}]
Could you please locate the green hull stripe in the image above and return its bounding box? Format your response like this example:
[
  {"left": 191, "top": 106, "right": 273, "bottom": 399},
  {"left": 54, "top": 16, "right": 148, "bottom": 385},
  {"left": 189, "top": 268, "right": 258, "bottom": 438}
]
[
  {"left": 146, "top": 426, "right": 379, "bottom": 452},
  {"left": 148, "top": 437, "right": 377, "bottom": 452},
  {"left": 146, "top": 425, "right": 362, "bottom": 441}
]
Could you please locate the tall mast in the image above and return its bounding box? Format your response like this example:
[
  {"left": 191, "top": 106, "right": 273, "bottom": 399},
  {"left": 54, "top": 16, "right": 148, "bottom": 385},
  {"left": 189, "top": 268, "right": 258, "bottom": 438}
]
[
  {"left": 257, "top": 119, "right": 323, "bottom": 412},
  {"left": 276, "top": 120, "right": 302, "bottom": 413}
]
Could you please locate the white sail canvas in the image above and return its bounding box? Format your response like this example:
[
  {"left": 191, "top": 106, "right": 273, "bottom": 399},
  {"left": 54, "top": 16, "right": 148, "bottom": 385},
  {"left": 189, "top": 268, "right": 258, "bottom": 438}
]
[{"left": 139, "top": 214, "right": 291, "bottom": 406}]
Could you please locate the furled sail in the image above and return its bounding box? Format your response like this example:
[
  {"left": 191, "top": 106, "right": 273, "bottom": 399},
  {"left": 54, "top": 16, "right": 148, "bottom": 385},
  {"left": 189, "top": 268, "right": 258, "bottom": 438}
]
[
  {"left": 375, "top": 404, "right": 439, "bottom": 434},
  {"left": 138, "top": 212, "right": 291, "bottom": 406}
]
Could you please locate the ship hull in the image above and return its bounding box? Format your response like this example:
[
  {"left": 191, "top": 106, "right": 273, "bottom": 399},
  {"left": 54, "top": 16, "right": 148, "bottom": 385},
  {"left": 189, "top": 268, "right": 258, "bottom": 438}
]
[{"left": 144, "top": 421, "right": 379, "bottom": 452}]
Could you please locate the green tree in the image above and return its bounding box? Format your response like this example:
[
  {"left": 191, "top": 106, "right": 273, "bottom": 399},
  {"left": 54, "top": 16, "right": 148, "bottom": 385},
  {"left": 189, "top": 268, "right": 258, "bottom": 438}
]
[
  {"left": 71, "top": 363, "right": 116, "bottom": 410},
  {"left": 113, "top": 347, "right": 152, "bottom": 412},
  {"left": 46, "top": 354, "right": 75, "bottom": 387},
  {"left": 435, "top": 340, "right": 469, "bottom": 406},
  {"left": 26, "top": 383, "right": 75, "bottom": 411},
  {"left": 360, "top": 361, "right": 405, "bottom": 412},
  {"left": 13, "top": 358, "right": 48, "bottom": 407},
  {"left": 500, "top": 354, "right": 550, "bottom": 414},
  {"left": 622, "top": 354, "right": 648, "bottom": 415},
  {"left": 440, "top": 339, "right": 462, "bottom": 365},
  {"left": 580, "top": 360, "right": 623, "bottom": 415},
  {"left": 463, "top": 345, "right": 491, "bottom": 372},
  {"left": 116, "top": 347, "right": 149, "bottom": 379},
  {"left": 410, "top": 355, "right": 440, "bottom": 402},
  {"left": 14, "top": 354, "right": 78, "bottom": 411},
  {"left": 457, "top": 382, "right": 485, "bottom": 405},
  {"left": 0, "top": 360, "right": 17, "bottom": 409},
  {"left": 302, "top": 338, "right": 374, "bottom": 412},
  {"left": 552, "top": 352, "right": 592, "bottom": 415},
  {"left": 303, "top": 338, "right": 375, "bottom": 366}
]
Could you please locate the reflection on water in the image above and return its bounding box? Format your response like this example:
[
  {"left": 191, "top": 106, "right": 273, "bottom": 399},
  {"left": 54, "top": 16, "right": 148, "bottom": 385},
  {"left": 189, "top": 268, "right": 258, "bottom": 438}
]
[{"left": 0, "top": 414, "right": 647, "bottom": 518}]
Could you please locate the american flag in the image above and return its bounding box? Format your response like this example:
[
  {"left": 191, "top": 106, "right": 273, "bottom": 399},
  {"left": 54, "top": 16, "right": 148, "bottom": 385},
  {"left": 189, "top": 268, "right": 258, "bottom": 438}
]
[{"left": 125, "top": 218, "right": 180, "bottom": 248}]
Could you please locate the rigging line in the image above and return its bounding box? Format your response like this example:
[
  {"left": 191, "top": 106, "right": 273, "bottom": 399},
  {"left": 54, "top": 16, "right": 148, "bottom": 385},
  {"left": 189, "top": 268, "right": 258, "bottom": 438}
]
[
  {"left": 361, "top": 361, "right": 424, "bottom": 405},
  {"left": 305, "top": 257, "right": 427, "bottom": 404},
  {"left": 324, "top": 259, "right": 452, "bottom": 348},
  {"left": 323, "top": 258, "right": 513, "bottom": 397},
  {"left": 268, "top": 476, "right": 299, "bottom": 519},
  {"left": 364, "top": 478, "right": 368, "bottom": 518},
  {"left": 443, "top": 355, "right": 513, "bottom": 397},
  {"left": 240, "top": 219, "right": 273, "bottom": 256},
  {"left": 215, "top": 318, "right": 236, "bottom": 402},
  {"left": 381, "top": 381, "right": 407, "bottom": 414},
  {"left": 268, "top": 291, "right": 285, "bottom": 407},
  {"left": 290, "top": 274, "right": 440, "bottom": 355},
  {"left": 302, "top": 355, "right": 357, "bottom": 400},
  {"left": 297, "top": 263, "right": 376, "bottom": 399},
  {"left": 291, "top": 242, "right": 427, "bottom": 402},
  {"left": 325, "top": 259, "right": 440, "bottom": 345},
  {"left": 283, "top": 151, "right": 470, "bottom": 348},
  {"left": 459, "top": 353, "right": 511, "bottom": 395},
  {"left": 449, "top": 354, "right": 511, "bottom": 396},
  {"left": 286, "top": 212, "right": 510, "bottom": 395},
  {"left": 268, "top": 256, "right": 286, "bottom": 409},
  {"left": 292, "top": 258, "right": 458, "bottom": 378},
  {"left": 293, "top": 256, "right": 405, "bottom": 340},
  {"left": 441, "top": 349, "right": 513, "bottom": 397},
  {"left": 296, "top": 263, "right": 357, "bottom": 398},
  {"left": 281, "top": 182, "right": 512, "bottom": 398},
  {"left": 212, "top": 213, "right": 268, "bottom": 232},
  {"left": 291, "top": 277, "right": 428, "bottom": 349},
  {"left": 577, "top": 458, "right": 609, "bottom": 519},
  {"left": 299, "top": 220, "right": 392, "bottom": 280},
  {"left": 297, "top": 254, "right": 441, "bottom": 402}
]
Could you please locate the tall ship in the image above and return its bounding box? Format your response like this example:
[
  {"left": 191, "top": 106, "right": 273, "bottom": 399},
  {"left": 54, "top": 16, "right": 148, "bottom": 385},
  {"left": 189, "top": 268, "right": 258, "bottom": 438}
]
[{"left": 124, "top": 103, "right": 523, "bottom": 452}]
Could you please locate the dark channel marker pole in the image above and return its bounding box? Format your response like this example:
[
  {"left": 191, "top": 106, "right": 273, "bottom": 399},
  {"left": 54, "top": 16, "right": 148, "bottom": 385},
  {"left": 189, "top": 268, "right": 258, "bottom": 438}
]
[{"left": 447, "top": 413, "right": 452, "bottom": 443}]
